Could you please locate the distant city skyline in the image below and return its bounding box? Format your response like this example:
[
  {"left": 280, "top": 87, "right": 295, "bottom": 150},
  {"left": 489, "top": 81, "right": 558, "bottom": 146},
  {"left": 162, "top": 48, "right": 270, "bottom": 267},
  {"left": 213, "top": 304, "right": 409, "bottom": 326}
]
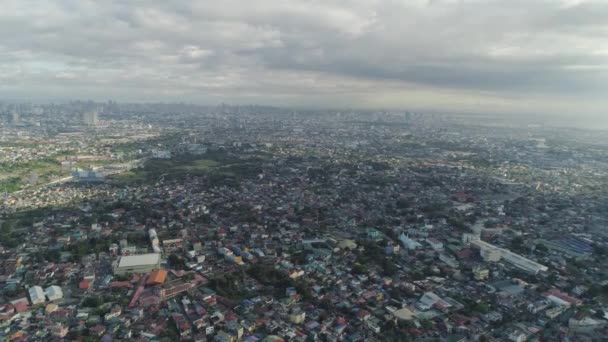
[{"left": 1, "top": 1, "right": 607, "bottom": 117}]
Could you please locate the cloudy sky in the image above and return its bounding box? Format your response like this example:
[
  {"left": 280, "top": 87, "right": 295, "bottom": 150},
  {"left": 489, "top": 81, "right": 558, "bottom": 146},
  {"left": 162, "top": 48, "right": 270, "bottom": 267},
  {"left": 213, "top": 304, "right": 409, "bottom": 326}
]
[{"left": 1, "top": 0, "right": 607, "bottom": 115}]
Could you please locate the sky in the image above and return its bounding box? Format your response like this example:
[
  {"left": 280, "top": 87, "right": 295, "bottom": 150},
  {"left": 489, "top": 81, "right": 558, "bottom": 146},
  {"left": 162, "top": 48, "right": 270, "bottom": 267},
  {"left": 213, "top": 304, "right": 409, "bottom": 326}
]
[{"left": 1, "top": 0, "right": 607, "bottom": 116}]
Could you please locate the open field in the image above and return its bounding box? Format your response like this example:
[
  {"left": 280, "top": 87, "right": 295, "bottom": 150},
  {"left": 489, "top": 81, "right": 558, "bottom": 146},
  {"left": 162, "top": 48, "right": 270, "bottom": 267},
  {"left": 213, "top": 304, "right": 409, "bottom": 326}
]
[
  {"left": 111, "top": 157, "right": 225, "bottom": 184},
  {"left": 0, "top": 159, "right": 64, "bottom": 193},
  {"left": 109, "top": 151, "right": 266, "bottom": 188}
]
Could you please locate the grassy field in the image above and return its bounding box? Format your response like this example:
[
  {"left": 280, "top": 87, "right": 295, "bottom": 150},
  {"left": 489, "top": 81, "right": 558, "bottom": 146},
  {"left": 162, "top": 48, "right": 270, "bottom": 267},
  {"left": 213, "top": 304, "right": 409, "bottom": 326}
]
[
  {"left": 0, "top": 177, "right": 22, "bottom": 193},
  {"left": 175, "top": 159, "right": 219, "bottom": 171},
  {"left": 111, "top": 158, "right": 222, "bottom": 184},
  {"left": 110, "top": 151, "right": 266, "bottom": 189},
  {"left": 111, "top": 170, "right": 147, "bottom": 184},
  {"left": 0, "top": 159, "right": 64, "bottom": 193}
]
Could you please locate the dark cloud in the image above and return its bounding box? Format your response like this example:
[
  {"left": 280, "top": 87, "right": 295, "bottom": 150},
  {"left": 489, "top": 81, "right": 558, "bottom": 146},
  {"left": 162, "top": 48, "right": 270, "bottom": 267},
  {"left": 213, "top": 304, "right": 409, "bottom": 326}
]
[{"left": 0, "top": 0, "right": 606, "bottom": 113}]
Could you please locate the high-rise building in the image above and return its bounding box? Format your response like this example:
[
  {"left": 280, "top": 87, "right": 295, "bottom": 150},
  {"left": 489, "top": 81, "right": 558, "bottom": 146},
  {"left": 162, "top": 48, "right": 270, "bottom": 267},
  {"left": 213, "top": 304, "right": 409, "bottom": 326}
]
[
  {"left": 11, "top": 110, "right": 20, "bottom": 125},
  {"left": 82, "top": 111, "right": 98, "bottom": 126}
]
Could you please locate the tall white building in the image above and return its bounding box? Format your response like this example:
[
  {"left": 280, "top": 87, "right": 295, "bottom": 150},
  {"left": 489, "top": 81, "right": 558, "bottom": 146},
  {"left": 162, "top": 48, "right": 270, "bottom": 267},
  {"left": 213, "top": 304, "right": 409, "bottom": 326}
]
[
  {"left": 82, "top": 111, "right": 98, "bottom": 126},
  {"left": 11, "top": 110, "right": 20, "bottom": 125}
]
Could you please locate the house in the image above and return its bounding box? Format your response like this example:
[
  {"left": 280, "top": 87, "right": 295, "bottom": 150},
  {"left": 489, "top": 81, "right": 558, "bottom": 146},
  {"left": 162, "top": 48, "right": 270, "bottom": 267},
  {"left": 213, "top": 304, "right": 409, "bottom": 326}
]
[
  {"left": 10, "top": 298, "right": 29, "bottom": 312},
  {"left": 45, "top": 285, "right": 64, "bottom": 301},
  {"left": 418, "top": 292, "right": 452, "bottom": 311},
  {"left": 366, "top": 319, "right": 381, "bottom": 333},
  {"left": 104, "top": 305, "right": 122, "bottom": 321},
  {"left": 90, "top": 325, "right": 107, "bottom": 337},
  {"left": 366, "top": 229, "right": 382, "bottom": 240},
  {"left": 426, "top": 238, "right": 444, "bottom": 251},
  {"left": 289, "top": 309, "right": 306, "bottom": 324},
  {"left": 357, "top": 310, "right": 371, "bottom": 321},
  {"left": 79, "top": 279, "right": 92, "bottom": 290},
  {"left": 543, "top": 289, "right": 582, "bottom": 307},
  {"left": 472, "top": 267, "right": 489, "bottom": 281},
  {"left": 400, "top": 233, "right": 422, "bottom": 250},
  {"left": 173, "top": 313, "right": 192, "bottom": 338},
  {"left": 214, "top": 331, "right": 234, "bottom": 342},
  {"left": 226, "top": 321, "right": 244, "bottom": 340},
  {"left": 507, "top": 328, "right": 528, "bottom": 342},
  {"left": 29, "top": 286, "right": 46, "bottom": 305}
]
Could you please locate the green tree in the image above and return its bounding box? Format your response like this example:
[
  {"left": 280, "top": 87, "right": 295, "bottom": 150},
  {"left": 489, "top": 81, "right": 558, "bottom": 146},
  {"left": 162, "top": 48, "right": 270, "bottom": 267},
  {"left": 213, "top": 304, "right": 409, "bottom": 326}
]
[
  {"left": 510, "top": 236, "right": 525, "bottom": 252},
  {"left": 353, "top": 263, "right": 368, "bottom": 275},
  {"left": 535, "top": 243, "right": 548, "bottom": 253},
  {"left": 382, "top": 258, "right": 398, "bottom": 276}
]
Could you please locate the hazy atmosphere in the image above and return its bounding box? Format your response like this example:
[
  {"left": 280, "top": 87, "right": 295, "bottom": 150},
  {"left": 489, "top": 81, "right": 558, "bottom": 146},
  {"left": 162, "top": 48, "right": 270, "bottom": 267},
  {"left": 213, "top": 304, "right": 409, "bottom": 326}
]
[
  {"left": 4, "top": 2, "right": 608, "bottom": 340},
  {"left": 1, "top": 0, "right": 607, "bottom": 116}
]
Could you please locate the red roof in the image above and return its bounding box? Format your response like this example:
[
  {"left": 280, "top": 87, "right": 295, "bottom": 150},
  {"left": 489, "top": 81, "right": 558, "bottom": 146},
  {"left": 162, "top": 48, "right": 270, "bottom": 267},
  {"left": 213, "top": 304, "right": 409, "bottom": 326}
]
[
  {"left": 89, "top": 325, "right": 106, "bottom": 335},
  {"left": 357, "top": 310, "right": 370, "bottom": 319},
  {"left": 110, "top": 281, "right": 132, "bottom": 288},
  {"left": 362, "top": 290, "right": 377, "bottom": 299},
  {"left": 453, "top": 192, "right": 474, "bottom": 199},
  {"left": 224, "top": 312, "right": 238, "bottom": 321},
  {"left": 12, "top": 301, "right": 29, "bottom": 313},
  {"left": 434, "top": 302, "right": 449, "bottom": 312},
  {"left": 147, "top": 269, "right": 168, "bottom": 285},
  {"left": 79, "top": 280, "right": 92, "bottom": 289},
  {"left": 454, "top": 248, "right": 473, "bottom": 260},
  {"left": 544, "top": 289, "right": 582, "bottom": 305}
]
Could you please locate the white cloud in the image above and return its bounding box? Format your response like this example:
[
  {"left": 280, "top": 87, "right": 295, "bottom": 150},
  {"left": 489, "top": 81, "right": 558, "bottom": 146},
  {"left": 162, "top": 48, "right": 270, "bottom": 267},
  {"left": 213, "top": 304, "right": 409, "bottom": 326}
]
[{"left": 0, "top": 0, "right": 606, "bottom": 115}]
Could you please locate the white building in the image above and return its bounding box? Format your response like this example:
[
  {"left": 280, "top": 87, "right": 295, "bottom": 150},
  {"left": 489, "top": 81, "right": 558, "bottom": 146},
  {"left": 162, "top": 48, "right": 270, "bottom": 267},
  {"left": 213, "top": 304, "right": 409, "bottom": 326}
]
[
  {"left": 29, "top": 286, "right": 46, "bottom": 305},
  {"left": 547, "top": 295, "right": 571, "bottom": 307},
  {"left": 462, "top": 233, "right": 480, "bottom": 245},
  {"left": 400, "top": 233, "right": 422, "bottom": 250},
  {"left": 152, "top": 150, "right": 171, "bottom": 159},
  {"left": 72, "top": 169, "right": 104, "bottom": 182},
  {"left": 82, "top": 111, "right": 98, "bottom": 126},
  {"left": 45, "top": 285, "right": 64, "bottom": 301},
  {"left": 149, "top": 228, "right": 161, "bottom": 253},
  {"left": 502, "top": 250, "right": 548, "bottom": 273},
  {"left": 471, "top": 239, "right": 502, "bottom": 262},
  {"left": 426, "top": 238, "right": 444, "bottom": 251},
  {"left": 418, "top": 292, "right": 451, "bottom": 311},
  {"left": 289, "top": 310, "right": 306, "bottom": 324},
  {"left": 569, "top": 316, "right": 607, "bottom": 334},
  {"left": 113, "top": 253, "right": 161, "bottom": 275},
  {"left": 187, "top": 144, "right": 208, "bottom": 155},
  {"left": 471, "top": 239, "right": 548, "bottom": 274},
  {"left": 508, "top": 329, "right": 528, "bottom": 342},
  {"left": 482, "top": 248, "right": 503, "bottom": 263},
  {"left": 439, "top": 253, "right": 459, "bottom": 268}
]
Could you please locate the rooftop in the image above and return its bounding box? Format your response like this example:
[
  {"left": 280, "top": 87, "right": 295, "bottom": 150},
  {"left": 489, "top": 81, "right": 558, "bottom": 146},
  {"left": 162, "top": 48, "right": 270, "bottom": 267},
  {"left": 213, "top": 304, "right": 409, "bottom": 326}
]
[
  {"left": 117, "top": 254, "right": 160, "bottom": 268},
  {"left": 147, "top": 269, "right": 168, "bottom": 285}
]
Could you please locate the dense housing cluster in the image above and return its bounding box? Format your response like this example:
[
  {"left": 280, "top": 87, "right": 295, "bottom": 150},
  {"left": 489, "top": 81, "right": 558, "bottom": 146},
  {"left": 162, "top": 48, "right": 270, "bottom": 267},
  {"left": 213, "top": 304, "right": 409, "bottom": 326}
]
[{"left": 1, "top": 103, "right": 608, "bottom": 341}]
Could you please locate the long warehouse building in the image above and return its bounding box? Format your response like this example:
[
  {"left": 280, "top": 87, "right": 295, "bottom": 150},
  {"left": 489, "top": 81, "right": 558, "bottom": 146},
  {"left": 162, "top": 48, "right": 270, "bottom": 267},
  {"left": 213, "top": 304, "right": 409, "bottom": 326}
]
[
  {"left": 470, "top": 238, "right": 548, "bottom": 274},
  {"left": 114, "top": 254, "right": 161, "bottom": 275}
]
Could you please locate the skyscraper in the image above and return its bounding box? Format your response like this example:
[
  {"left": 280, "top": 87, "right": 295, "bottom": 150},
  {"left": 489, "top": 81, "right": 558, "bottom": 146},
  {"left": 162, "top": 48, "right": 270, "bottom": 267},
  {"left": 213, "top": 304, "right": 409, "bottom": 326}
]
[
  {"left": 11, "top": 110, "right": 20, "bottom": 125},
  {"left": 82, "top": 111, "right": 98, "bottom": 126}
]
